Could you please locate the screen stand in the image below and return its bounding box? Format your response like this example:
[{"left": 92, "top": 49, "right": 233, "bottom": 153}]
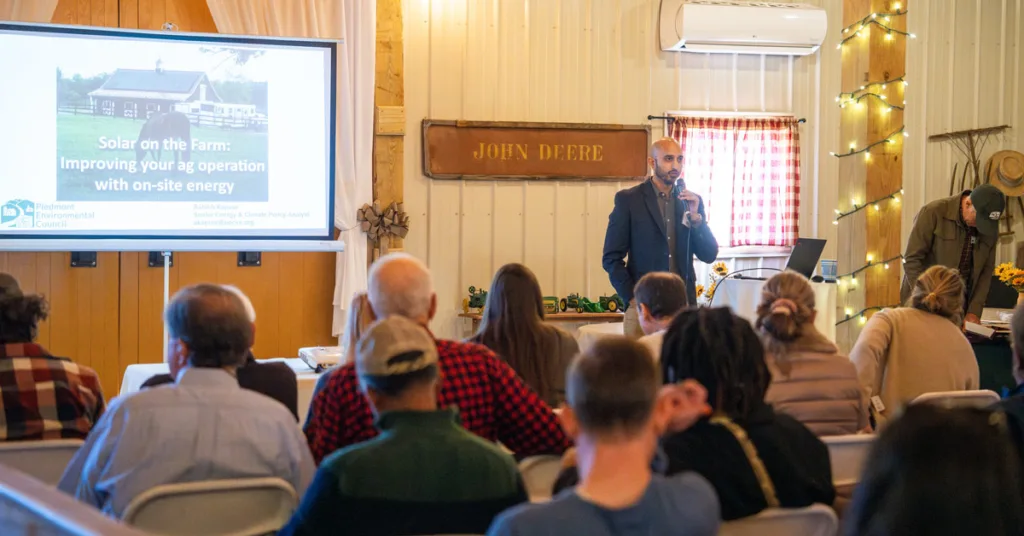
[{"left": 162, "top": 251, "right": 171, "bottom": 363}]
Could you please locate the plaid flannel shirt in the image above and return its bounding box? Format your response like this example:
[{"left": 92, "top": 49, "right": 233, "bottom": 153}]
[
  {"left": 304, "top": 339, "right": 571, "bottom": 464},
  {"left": 0, "top": 343, "right": 105, "bottom": 441}
]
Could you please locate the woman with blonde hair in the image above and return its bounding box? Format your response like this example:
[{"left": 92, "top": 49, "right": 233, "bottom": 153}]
[
  {"left": 756, "top": 271, "right": 868, "bottom": 436},
  {"left": 850, "top": 265, "right": 979, "bottom": 424},
  {"left": 469, "top": 263, "right": 578, "bottom": 406}
]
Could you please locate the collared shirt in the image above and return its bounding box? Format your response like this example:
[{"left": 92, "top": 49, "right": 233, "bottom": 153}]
[
  {"left": 282, "top": 408, "right": 527, "bottom": 536},
  {"left": 0, "top": 342, "right": 105, "bottom": 441},
  {"left": 304, "top": 338, "right": 571, "bottom": 464},
  {"left": 958, "top": 194, "right": 978, "bottom": 311},
  {"left": 140, "top": 351, "right": 299, "bottom": 420},
  {"left": 652, "top": 179, "right": 679, "bottom": 275},
  {"left": 58, "top": 367, "right": 315, "bottom": 518}
]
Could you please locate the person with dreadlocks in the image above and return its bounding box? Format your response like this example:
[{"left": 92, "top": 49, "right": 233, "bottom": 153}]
[{"left": 658, "top": 307, "right": 835, "bottom": 520}]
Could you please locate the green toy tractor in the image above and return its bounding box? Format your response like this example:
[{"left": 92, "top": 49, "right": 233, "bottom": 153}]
[
  {"left": 560, "top": 293, "right": 584, "bottom": 313},
  {"left": 599, "top": 294, "right": 625, "bottom": 313},
  {"left": 462, "top": 286, "right": 488, "bottom": 313}
]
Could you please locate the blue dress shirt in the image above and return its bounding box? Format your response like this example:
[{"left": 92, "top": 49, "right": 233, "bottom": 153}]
[{"left": 58, "top": 367, "right": 315, "bottom": 518}]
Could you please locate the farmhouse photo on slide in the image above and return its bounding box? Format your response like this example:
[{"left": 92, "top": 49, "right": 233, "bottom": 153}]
[{"left": 56, "top": 41, "right": 270, "bottom": 202}]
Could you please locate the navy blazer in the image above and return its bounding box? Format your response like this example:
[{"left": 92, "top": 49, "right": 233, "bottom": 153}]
[{"left": 602, "top": 180, "right": 719, "bottom": 305}]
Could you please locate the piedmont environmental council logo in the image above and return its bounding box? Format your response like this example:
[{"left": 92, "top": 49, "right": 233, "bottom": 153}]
[{"left": 1, "top": 200, "right": 35, "bottom": 228}]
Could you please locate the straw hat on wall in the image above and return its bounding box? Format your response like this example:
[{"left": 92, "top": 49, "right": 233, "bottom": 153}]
[{"left": 987, "top": 150, "right": 1024, "bottom": 197}]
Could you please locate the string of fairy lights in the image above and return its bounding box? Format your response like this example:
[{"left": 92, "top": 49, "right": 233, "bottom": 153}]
[
  {"left": 837, "top": 2, "right": 916, "bottom": 49},
  {"left": 832, "top": 189, "right": 904, "bottom": 223},
  {"left": 838, "top": 304, "right": 902, "bottom": 326},
  {"left": 832, "top": 2, "right": 910, "bottom": 327}
]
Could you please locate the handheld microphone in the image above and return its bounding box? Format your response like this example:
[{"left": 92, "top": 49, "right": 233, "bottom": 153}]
[{"left": 672, "top": 177, "right": 685, "bottom": 199}]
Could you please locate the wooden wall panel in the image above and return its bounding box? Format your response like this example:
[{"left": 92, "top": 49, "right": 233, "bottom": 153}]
[
  {"left": 52, "top": 0, "right": 119, "bottom": 27},
  {"left": 404, "top": 0, "right": 842, "bottom": 338}
]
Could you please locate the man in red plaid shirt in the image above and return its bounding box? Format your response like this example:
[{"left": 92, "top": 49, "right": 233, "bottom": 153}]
[
  {"left": 304, "top": 254, "right": 571, "bottom": 464},
  {"left": 0, "top": 273, "right": 105, "bottom": 441}
]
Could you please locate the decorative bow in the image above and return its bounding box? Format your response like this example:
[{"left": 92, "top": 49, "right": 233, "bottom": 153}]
[{"left": 358, "top": 201, "right": 410, "bottom": 258}]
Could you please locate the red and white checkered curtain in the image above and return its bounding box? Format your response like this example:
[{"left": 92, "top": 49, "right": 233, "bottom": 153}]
[{"left": 670, "top": 117, "right": 800, "bottom": 247}]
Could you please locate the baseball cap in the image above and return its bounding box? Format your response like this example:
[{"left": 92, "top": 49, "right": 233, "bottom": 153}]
[
  {"left": 970, "top": 184, "right": 1006, "bottom": 237},
  {"left": 356, "top": 316, "right": 438, "bottom": 377},
  {"left": 0, "top": 273, "right": 22, "bottom": 299}
]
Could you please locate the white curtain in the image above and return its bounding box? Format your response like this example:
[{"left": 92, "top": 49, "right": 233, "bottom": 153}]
[
  {"left": 206, "top": 0, "right": 375, "bottom": 337},
  {"left": 1, "top": 0, "right": 57, "bottom": 21}
]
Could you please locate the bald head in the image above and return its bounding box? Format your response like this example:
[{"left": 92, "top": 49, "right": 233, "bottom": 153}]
[
  {"left": 648, "top": 138, "right": 682, "bottom": 187},
  {"left": 368, "top": 253, "right": 437, "bottom": 325},
  {"left": 650, "top": 138, "right": 681, "bottom": 159}
]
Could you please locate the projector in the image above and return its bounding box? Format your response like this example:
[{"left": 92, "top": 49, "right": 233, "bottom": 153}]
[{"left": 298, "top": 346, "right": 343, "bottom": 373}]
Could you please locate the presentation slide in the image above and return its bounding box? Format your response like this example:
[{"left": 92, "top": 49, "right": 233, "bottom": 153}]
[{"left": 0, "top": 24, "right": 335, "bottom": 240}]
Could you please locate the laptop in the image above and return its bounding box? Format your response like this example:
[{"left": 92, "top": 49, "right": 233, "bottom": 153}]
[
  {"left": 732, "top": 238, "right": 827, "bottom": 281},
  {"left": 785, "top": 238, "right": 827, "bottom": 279}
]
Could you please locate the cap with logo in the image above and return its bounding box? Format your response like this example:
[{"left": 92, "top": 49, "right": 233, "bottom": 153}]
[
  {"left": 969, "top": 183, "right": 1006, "bottom": 237},
  {"left": 356, "top": 316, "right": 438, "bottom": 378},
  {"left": 0, "top": 273, "right": 22, "bottom": 300}
]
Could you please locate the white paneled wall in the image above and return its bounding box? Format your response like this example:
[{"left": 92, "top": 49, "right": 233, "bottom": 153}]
[
  {"left": 403, "top": 0, "right": 843, "bottom": 338},
  {"left": 904, "top": 0, "right": 1024, "bottom": 264}
]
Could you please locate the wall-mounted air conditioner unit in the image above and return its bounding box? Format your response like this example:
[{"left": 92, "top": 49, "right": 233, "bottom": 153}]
[{"left": 660, "top": 0, "right": 828, "bottom": 56}]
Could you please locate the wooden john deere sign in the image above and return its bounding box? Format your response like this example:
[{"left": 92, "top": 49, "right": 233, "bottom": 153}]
[{"left": 422, "top": 120, "right": 650, "bottom": 181}]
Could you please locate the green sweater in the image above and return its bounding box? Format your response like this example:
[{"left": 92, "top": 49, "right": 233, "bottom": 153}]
[{"left": 280, "top": 408, "right": 528, "bottom": 536}]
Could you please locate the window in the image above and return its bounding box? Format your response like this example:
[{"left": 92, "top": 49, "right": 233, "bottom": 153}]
[{"left": 669, "top": 116, "right": 800, "bottom": 247}]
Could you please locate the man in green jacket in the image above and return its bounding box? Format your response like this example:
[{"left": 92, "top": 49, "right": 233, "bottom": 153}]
[
  {"left": 280, "top": 315, "right": 528, "bottom": 536},
  {"left": 901, "top": 184, "right": 1006, "bottom": 323}
]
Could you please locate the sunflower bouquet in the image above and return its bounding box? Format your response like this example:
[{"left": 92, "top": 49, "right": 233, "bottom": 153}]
[
  {"left": 699, "top": 261, "right": 730, "bottom": 305},
  {"left": 995, "top": 262, "right": 1024, "bottom": 292}
]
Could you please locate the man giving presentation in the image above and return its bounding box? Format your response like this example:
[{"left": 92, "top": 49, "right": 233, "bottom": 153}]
[
  {"left": 901, "top": 184, "right": 1005, "bottom": 323},
  {"left": 602, "top": 138, "right": 719, "bottom": 339}
]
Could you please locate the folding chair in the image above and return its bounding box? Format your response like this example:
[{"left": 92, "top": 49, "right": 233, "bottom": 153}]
[
  {"left": 0, "top": 439, "right": 83, "bottom": 485},
  {"left": 719, "top": 504, "right": 839, "bottom": 536},
  {"left": 121, "top": 477, "right": 297, "bottom": 536}
]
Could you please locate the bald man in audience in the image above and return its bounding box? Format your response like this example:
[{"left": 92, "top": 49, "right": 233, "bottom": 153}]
[
  {"left": 140, "top": 285, "right": 299, "bottom": 420},
  {"left": 603, "top": 138, "right": 718, "bottom": 338},
  {"left": 59, "top": 284, "right": 314, "bottom": 518},
  {"left": 304, "top": 253, "right": 570, "bottom": 464}
]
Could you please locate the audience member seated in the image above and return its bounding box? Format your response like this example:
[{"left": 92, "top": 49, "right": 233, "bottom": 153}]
[
  {"left": 282, "top": 316, "right": 527, "bottom": 536},
  {"left": 58, "top": 284, "right": 314, "bottom": 518},
  {"left": 658, "top": 307, "right": 835, "bottom": 519},
  {"left": 468, "top": 263, "right": 579, "bottom": 406},
  {"left": 305, "top": 253, "right": 571, "bottom": 464},
  {"left": 305, "top": 291, "right": 374, "bottom": 425},
  {"left": 140, "top": 285, "right": 299, "bottom": 420},
  {"left": 633, "top": 272, "right": 687, "bottom": 361},
  {"left": 845, "top": 405, "right": 1024, "bottom": 536},
  {"left": 555, "top": 307, "right": 835, "bottom": 520},
  {"left": 850, "top": 265, "right": 978, "bottom": 425},
  {"left": 755, "top": 271, "right": 868, "bottom": 436},
  {"left": 488, "top": 337, "right": 719, "bottom": 536},
  {"left": 993, "top": 303, "right": 1024, "bottom": 478},
  {"left": 0, "top": 273, "right": 104, "bottom": 441}
]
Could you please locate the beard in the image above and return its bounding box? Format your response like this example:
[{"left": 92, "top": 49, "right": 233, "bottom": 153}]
[{"left": 654, "top": 169, "right": 677, "bottom": 186}]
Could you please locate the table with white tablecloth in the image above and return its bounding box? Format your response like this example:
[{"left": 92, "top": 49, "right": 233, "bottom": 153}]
[
  {"left": 711, "top": 278, "right": 837, "bottom": 341},
  {"left": 119, "top": 358, "right": 322, "bottom": 425},
  {"left": 576, "top": 322, "right": 626, "bottom": 353}
]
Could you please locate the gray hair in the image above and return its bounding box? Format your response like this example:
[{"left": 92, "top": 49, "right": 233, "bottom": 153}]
[
  {"left": 368, "top": 253, "right": 434, "bottom": 321},
  {"left": 165, "top": 284, "right": 251, "bottom": 368},
  {"left": 221, "top": 284, "right": 256, "bottom": 323}
]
